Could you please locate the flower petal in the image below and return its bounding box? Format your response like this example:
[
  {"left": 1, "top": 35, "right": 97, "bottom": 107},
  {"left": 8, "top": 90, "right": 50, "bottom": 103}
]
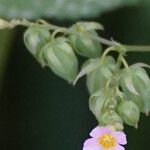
[
  {"left": 112, "top": 131, "right": 127, "bottom": 145},
  {"left": 114, "top": 144, "right": 125, "bottom": 150},
  {"left": 84, "top": 138, "right": 98, "bottom": 146},
  {"left": 90, "top": 126, "right": 110, "bottom": 138},
  {"left": 83, "top": 144, "right": 101, "bottom": 150}
]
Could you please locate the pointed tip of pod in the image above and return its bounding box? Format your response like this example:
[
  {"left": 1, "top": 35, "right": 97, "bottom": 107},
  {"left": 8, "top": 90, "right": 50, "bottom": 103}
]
[
  {"left": 145, "top": 112, "right": 149, "bottom": 116},
  {"left": 73, "top": 76, "right": 80, "bottom": 86},
  {"left": 134, "top": 124, "right": 138, "bottom": 129}
]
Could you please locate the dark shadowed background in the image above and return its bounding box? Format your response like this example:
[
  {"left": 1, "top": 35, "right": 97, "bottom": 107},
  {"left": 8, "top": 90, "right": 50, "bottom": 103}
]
[{"left": 0, "top": 0, "right": 149, "bottom": 150}]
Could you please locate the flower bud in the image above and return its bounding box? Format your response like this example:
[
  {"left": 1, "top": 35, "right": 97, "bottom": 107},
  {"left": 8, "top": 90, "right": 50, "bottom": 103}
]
[
  {"left": 42, "top": 37, "right": 78, "bottom": 83},
  {"left": 87, "top": 56, "right": 117, "bottom": 94},
  {"left": 117, "top": 100, "right": 140, "bottom": 128},
  {"left": 24, "top": 26, "right": 51, "bottom": 66}
]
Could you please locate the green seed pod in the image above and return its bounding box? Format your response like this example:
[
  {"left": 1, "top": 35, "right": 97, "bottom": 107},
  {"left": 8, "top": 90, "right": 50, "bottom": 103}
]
[
  {"left": 120, "top": 76, "right": 144, "bottom": 113},
  {"left": 132, "top": 67, "right": 150, "bottom": 93},
  {"left": 99, "top": 111, "right": 123, "bottom": 131},
  {"left": 24, "top": 26, "right": 51, "bottom": 66},
  {"left": 69, "top": 22, "right": 103, "bottom": 58},
  {"left": 42, "top": 37, "right": 78, "bottom": 83},
  {"left": 69, "top": 32, "right": 102, "bottom": 58},
  {"left": 117, "top": 100, "right": 140, "bottom": 128},
  {"left": 120, "top": 66, "right": 150, "bottom": 114},
  {"left": 87, "top": 56, "right": 117, "bottom": 94}
]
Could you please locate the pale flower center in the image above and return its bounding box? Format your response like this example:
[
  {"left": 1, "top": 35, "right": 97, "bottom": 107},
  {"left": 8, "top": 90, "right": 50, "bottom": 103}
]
[{"left": 98, "top": 134, "right": 116, "bottom": 149}]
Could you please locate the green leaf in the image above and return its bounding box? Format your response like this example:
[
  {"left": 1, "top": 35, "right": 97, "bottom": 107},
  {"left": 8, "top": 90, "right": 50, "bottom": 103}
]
[{"left": 0, "top": 0, "right": 140, "bottom": 19}]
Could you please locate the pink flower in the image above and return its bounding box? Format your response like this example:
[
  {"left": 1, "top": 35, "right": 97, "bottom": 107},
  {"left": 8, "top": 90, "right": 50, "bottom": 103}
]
[{"left": 83, "top": 126, "right": 127, "bottom": 150}]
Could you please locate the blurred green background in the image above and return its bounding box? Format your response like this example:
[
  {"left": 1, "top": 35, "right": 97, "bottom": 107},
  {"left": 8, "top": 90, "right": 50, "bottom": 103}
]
[{"left": 0, "top": 0, "right": 149, "bottom": 150}]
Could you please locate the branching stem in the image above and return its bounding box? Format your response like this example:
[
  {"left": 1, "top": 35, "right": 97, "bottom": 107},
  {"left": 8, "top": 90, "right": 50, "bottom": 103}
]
[{"left": 0, "top": 18, "right": 150, "bottom": 53}]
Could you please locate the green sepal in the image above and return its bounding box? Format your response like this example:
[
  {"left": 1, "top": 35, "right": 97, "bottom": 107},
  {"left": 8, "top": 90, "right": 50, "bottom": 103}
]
[
  {"left": 43, "top": 37, "right": 78, "bottom": 83},
  {"left": 131, "top": 67, "right": 150, "bottom": 114},
  {"left": 24, "top": 26, "right": 51, "bottom": 66},
  {"left": 69, "top": 26, "right": 102, "bottom": 58},
  {"left": 74, "top": 21, "right": 104, "bottom": 31},
  {"left": 131, "top": 67, "right": 150, "bottom": 93},
  {"left": 131, "top": 62, "right": 150, "bottom": 70},
  {"left": 120, "top": 66, "right": 150, "bottom": 114},
  {"left": 87, "top": 56, "right": 117, "bottom": 94},
  {"left": 89, "top": 90, "right": 106, "bottom": 120},
  {"left": 74, "top": 58, "right": 100, "bottom": 84},
  {"left": 99, "top": 111, "right": 123, "bottom": 131},
  {"left": 117, "top": 100, "right": 140, "bottom": 128}
]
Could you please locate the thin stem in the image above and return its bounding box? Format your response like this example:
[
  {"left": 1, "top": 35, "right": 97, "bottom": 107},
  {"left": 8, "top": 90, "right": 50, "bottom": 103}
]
[
  {"left": 51, "top": 28, "right": 66, "bottom": 41},
  {"left": 36, "top": 19, "right": 61, "bottom": 29},
  {"left": 87, "top": 33, "right": 117, "bottom": 46},
  {"left": 117, "top": 54, "right": 123, "bottom": 70},
  {"left": 120, "top": 56, "right": 129, "bottom": 69},
  {"left": 1, "top": 18, "right": 150, "bottom": 53},
  {"left": 105, "top": 79, "right": 111, "bottom": 91},
  {"left": 101, "top": 46, "right": 117, "bottom": 60},
  {"left": 0, "top": 18, "right": 62, "bottom": 30},
  {"left": 124, "top": 45, "right": 150, "bottom": 52}
]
